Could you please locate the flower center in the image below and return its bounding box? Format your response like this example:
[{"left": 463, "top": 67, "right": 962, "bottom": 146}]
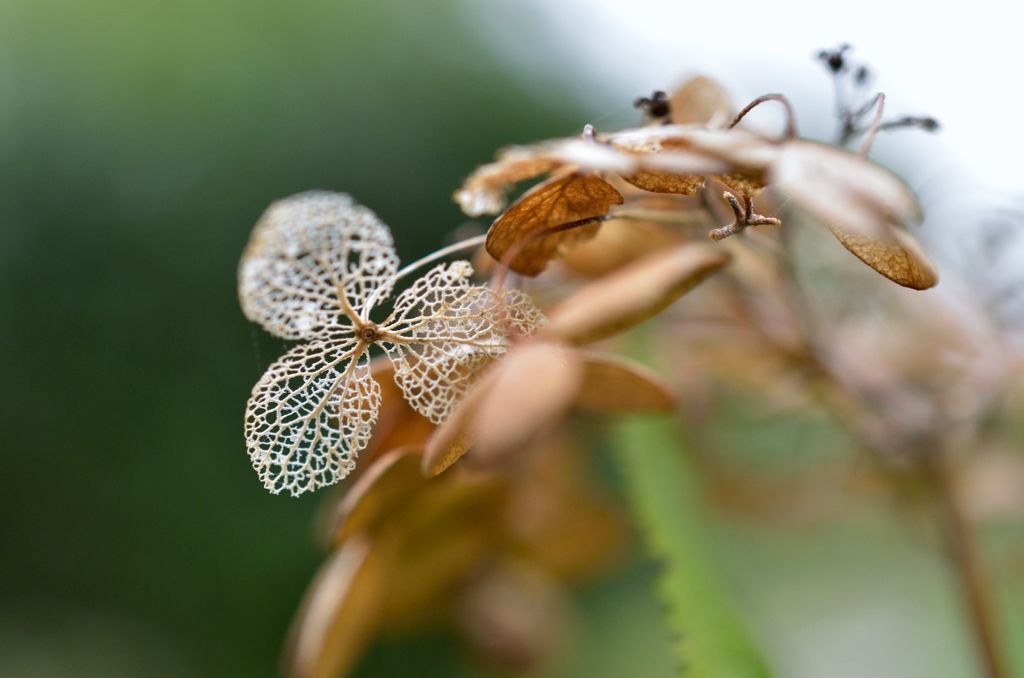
[{"left": 358, "top": 323, "right": 381, "bottom": 343}]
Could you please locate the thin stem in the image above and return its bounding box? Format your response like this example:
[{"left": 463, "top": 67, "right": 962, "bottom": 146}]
[
  {"left": 859, "top": 92, "right": 885, "bottom": 159},
  {"left": 729, "top": 94, "right": 798, "bottom": 141},
  {"left": 362, "top": 233, "right": 488, "bottom": 313},
  {"left": 392, "top": 233, "right": 488, "bottom": 282},
  {"left": 925, "top": 453, "right": 1009, "bottom": 678}
]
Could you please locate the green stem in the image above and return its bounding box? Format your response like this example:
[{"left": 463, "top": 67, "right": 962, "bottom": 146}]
[{"left": 614, "top": 417, "right": 773, "bottom": 678}]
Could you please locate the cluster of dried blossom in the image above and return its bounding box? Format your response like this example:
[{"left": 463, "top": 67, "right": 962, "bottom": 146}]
[{"left": 232, "top": 70, "right": 1021, "bottom": 678}]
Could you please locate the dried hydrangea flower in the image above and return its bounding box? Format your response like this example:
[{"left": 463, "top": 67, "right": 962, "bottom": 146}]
[{"left": 238, "top": 191, "right": 545, "bottom": 496}]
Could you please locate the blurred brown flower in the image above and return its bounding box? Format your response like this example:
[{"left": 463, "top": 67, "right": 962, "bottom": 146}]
[{"left": 285, "top": 441, "right": 626, "bottom": 678}]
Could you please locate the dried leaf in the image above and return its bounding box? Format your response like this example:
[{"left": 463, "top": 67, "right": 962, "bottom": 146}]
[
  {"left": 423, "top": 385, "right": 485, "bottom": 477},
  {"left": 669, "top": 76, "right": 733, "bottom": 126},
  {"left": 828, "top": 222, "right": 939, "bottom": 290},
  {"left": 486, "top": 171, "right": 624, "bottom": 276},
  {"left": 471, "top": 343, "right": 584, "bottom": 465},
  {"left": 544, "top": 243, "right": 732, "bottom": 345},
  {"left": 621, "top": 169, "right": 706, "bottom": 196},
  {"left": 283, "top": 536, "right": 384, "bottom": 678},
  {"left": 573, "top": 352, "right": 675, "bottom": 413}
]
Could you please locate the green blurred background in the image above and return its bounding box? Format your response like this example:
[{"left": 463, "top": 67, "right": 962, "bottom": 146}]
[
  {"left": 0, "top": 2, "right": 599, "bottom": 675},
  {"left": 1, "top": 2, "right": 1022, "bottom": 677}
]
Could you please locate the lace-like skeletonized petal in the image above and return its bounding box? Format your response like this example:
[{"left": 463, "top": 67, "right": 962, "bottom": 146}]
[
  {"left": 245, "top": 337, "right": 380, "bottom": 496},
  {"left": 382, "top": 262, "right": 546, "bottom": 424},
  {"left": 238, "top": 191, "right": 400, "bottom": 340}
]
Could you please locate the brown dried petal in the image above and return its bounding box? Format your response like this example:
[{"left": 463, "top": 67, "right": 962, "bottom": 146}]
[
  {"left": 544, "top": 243, "right": 732, "bottom": 345},
  {"left": 771, "top": 141, "right": 921, "bottom": 238},
  {"left": 486, "top": 171, "right": 624, "bottom": 276},
  {"left": 456, "top": 561, "right": 567, "bottom": 672},
  {"left": 455, "top": 141, "right": 637, "bottom": 217},
  {"left": 713, "top": 172, "right": 768, "bottom": 197},
  {"left": 828, "top": 222, "right": 939, "bottom": 290},
  {"left": 422, "top": 380, "right": 486, "bottom": 477},
  {"left": 562, "top": 218, "right": 683, "bottom": 277},
  {"left": 621, "top": 170, "right": 706, "bottom": 196},
  {"left": 283, "top": 536, "right": 384, "bottom": 678},
  {"left": 378, "top": 478, "right": 507, "bottom": 631},
  {"left": 669, "top": 76, "right": 734, "bottom": 126},
  {"left": 608, "top": 125, "right": 776, "bottom": 176},
  {"left": 610, "top": 133, "right": 724, "bottom": 196},
  {"left": 328, "top": 447, "right": 426, "bottom": 545},
  {"left": 470, "top": 343, "right": 584, "bottom": 466},
  {"left": 573, "top": 352, "right": 675, "bottom": 413}
]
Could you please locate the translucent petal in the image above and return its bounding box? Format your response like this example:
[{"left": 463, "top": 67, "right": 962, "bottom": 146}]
[
  {"left": 382, "top": 262, "right": 546, "bottom": 424},
  {"left": 245, "top": 336, "right": 379, "bottom": 496},
  {"left": 239, "top": 191, "right": 400, "bottom": 340}
]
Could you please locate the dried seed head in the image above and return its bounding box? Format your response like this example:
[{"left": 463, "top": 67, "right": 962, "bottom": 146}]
[{"left": 634, "top": 90, "right": 671, "bottom": 119}]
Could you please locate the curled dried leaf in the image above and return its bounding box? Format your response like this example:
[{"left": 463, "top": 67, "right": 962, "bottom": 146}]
[
  {"left": 573, "top": 353, "right": 675, "bottom": 413},
  {"left": 828, "top": 222, "right": 938, "bottom": 290},
  {"left": 485, "top": 171, "right": 624, "bottom": 276},
  {"left": 544, "top": 243, "right": 732, "bottom": 345}
]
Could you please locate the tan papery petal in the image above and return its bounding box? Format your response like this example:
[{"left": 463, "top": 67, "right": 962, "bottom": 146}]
[
  {"left": 283, "top": 536, "right": 384, "bottom": 678},
  {"left": 423, "top": 384, "right": 486, "bottom": 477},
  {"left": 573, "top": 352, "right": 676, "bottom": 413},
  {"left": 669, "top": 76, "right": 734, "bottom": 126},
  {"left": 562, "top": 219, "right": 683, "bottom": 277},
  {"left": 544, "top": 243, "right": 732, "bottom": 345},
  {"left": 771, "top": 141, "right": 921, "bottom": 238},
  {"left": 470, "top": 343, "right": 584, "bottom": 465},
  {"left": 328, "top": 447, "right": 427, "bottom": 545},
  {"left": 485, "top": 171, "right": 624, "bottom": 276}
]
